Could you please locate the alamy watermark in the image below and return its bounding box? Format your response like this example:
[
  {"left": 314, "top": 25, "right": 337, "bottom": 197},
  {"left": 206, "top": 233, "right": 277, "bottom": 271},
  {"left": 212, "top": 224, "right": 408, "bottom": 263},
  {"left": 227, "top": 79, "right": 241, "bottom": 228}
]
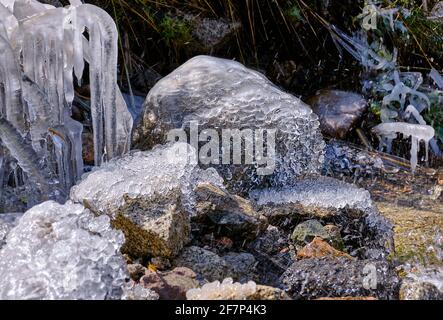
[{"left": 165, "top": 121, "right": 276, "bottom": 175}]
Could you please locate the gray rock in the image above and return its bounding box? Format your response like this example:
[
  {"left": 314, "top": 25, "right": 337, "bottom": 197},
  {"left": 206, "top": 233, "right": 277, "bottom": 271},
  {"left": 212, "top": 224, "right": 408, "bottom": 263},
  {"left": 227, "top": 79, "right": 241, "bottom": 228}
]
[
  {"left": 70, "top": 143, "right": 224, "bottom": 259},
  {"left": 280, "top": 257, "right": 400, "bottom": 300},
  {"left": 132, "top": 55, "right": 325, "bottom": 194},
  {"left": 194, "top": 183, "right": 268, "bottom": 241},
  {"left": 127, "top": 263, "right": 147, "bottom": 281},
  {"left": 307, "top": 90, "right": 367, "bottom": 139},
  {"left": 173, "top": 246, "right": 256, "bottom": 282},
  {"left": 429, "top": 2, "right": 443, "bottom": 20},
  {"left": 222, "top": 252, "right": 257, "bottom": 283},
  {"left": 173, "top": 246, "right": 229, "bottom": 282}
]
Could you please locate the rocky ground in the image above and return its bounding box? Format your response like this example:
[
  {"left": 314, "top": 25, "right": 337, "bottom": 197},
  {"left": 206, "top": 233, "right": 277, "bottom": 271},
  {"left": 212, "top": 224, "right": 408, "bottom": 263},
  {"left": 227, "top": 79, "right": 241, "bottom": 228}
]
[{"left": 1, "top": 55, "right": 441, "bottom": 300}]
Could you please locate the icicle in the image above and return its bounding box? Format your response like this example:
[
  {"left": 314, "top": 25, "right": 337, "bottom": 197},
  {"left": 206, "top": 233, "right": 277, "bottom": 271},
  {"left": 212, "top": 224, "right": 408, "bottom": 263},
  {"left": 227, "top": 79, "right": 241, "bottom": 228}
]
[
  {"left": 0, "top": 117, "right": 50, "bottom": 198},
  {"left": 0, "top": 35, "right": 25, "bottom": 133},
  {"left": 372, "top": 122, "right": 435, "bottom": 172}
]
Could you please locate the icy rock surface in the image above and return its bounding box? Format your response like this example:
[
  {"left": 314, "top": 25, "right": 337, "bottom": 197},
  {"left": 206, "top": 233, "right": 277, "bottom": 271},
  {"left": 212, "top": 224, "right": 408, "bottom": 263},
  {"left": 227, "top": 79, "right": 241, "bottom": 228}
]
[
  {"left": 132, "top": 55, "right": 325, "bottom": 194},
  {"left": 250, "top": 176, "right": 373, "bottom": 211},
  {"left": 70, "top": 143, "right": 224, "bottom": 258},
  {"left": 0, "top": 201, "right": 128, "bottom": 300},
  {"left": 250, "top": 176, "right": 394, "bottom": 259},
  {"left": 0, "top": 212, "right": 22, "bottom": 248},
  {"left": 186, "top": 278, "right": 257, "bottom": 300},
  {"left": 280, "top": 257, "right": 400, "bottom": 300}
]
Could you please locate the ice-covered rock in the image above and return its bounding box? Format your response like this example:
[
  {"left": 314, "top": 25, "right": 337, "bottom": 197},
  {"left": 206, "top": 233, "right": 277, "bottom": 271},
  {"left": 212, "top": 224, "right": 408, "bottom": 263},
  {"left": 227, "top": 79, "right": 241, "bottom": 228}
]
[
  {"left": 186, "top": 277, "right": 289, "bottom": 300},
  {"left": 132, "top": 55, "right": 325, "bottom": 194},
  {"left": 0, "top": 201, "right": 128, "bottom": 300},
  {"left": 70, "top": 143, "right": 224, "bottom": 258},
  {"left": 250, "top": 177, "right": 394, "bottom": 259},
  {"left": 122, "top": 281, "right": 159, "bottom": 300},
  {"left": 280, "top": 257, "right": 399, "bottom": 300}
]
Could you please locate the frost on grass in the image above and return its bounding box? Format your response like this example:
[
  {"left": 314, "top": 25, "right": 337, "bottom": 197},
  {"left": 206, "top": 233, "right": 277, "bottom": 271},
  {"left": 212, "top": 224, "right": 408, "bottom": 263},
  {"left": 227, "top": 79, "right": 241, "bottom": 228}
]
[
  {"left": 0, "top": 0, "right": 132, "bottom": 205},
  {"left": 0, "top": 201, "right": 128, "bottom": 300}
]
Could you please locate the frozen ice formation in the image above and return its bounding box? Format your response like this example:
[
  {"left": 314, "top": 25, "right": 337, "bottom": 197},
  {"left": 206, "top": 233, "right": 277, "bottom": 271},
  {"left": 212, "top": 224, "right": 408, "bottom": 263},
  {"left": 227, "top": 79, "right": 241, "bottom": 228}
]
[
  {"left": 186, "top": 278, "right": 257, "bottom": 300},
  {"left": 0, "top": 0, "right": 132, "bottom": 204},
  {"left": 0, "top": 201, "right": 128, "bottom": 300},
  {"left": 0, "top": 212, "right": 22, "bottom": 249},
  {"left": 250, "top": 176, "right": 394, "bottom": 259},
  {"left": 372, "top": 122, "right": 435, "bottom": 172},
  {"left": 70, "top": 143, "right": 224, "bottom": 258},
  {"left": 250, "top": 176, "right": 373, "bottom": 211},
  {"left": 132, "top": 55, "right": 325, "bottom": 194}
]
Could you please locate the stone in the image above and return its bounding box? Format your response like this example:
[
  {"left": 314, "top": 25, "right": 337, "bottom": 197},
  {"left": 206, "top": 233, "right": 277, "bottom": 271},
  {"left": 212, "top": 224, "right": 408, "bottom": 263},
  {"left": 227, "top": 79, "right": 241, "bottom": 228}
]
[
  {"left": 173, "top": 246, "right": 229, "bottom": 282},
  {"left": 194, "top": 183, "right": 268, "bottom": 241},
  {"left": 70, "top": 143, "right": 224, "bottom": 258},
  {"left": 307, "top": 90, "right": 367, "bottom": 139},
  {"left": 140, "top": 267, "right": 199, "bottom": 300},
  {"left": 191, "top": 17, "right": 241, "bottom": 51},
  {"left": 297, "top": 237, "right": 353, "bottom": 260},
  {"left": 315, "top": 297, "right": 377, "bottom": 300},
  {"left": 280, "top": 257, "right": 400, "bottom": 300},
  {"left": 0, "top": 201, "right": 128, "bottom": 300},
  {"left": 132, "top": 55, "right": 325, "bottom": 194},
  {"left": 222, "top": 252, "right": 257, "bottom": 283},
  {"left": 173, "top": 246, "right": 257, "bottom": 283},
  {"left": 291, "top": 220, "right": 344, "bottom": 250},
  {"left": 186, "top": 277, "right": 290, "bottom": 300}
]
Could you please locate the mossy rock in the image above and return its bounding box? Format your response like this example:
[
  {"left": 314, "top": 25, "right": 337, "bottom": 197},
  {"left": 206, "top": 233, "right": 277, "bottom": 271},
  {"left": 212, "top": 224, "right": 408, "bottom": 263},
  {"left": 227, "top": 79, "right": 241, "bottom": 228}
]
[{"left": 377, "top": 202, "right": 443, "bottom": 266}]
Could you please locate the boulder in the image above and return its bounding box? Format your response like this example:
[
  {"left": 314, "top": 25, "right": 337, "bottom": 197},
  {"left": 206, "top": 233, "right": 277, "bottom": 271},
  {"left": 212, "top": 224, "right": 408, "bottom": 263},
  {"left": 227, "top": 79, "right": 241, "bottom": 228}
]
[
  {"left": 0, "top": 201, "right": 128, "bottom": 300},
  {"left": 307, "top": 90, "right": 367, "bottom": 139},
  {"left": 132, "top": 55, "right": 325, "bottom": 194}
]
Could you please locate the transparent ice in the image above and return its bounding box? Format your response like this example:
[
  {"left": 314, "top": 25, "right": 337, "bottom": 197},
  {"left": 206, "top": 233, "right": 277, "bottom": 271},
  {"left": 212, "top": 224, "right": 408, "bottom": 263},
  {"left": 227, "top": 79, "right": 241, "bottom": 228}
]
[
  {"left": 0, "top": 0, "right": 132, "bottom": 205},
  {"left": 0, "top": 200, "right": 128, "bottom": 300}
]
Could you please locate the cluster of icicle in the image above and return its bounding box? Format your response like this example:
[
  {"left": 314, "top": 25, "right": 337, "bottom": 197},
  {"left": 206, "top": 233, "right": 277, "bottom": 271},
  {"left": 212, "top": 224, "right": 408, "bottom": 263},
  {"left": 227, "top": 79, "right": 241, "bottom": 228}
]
[
  {"left": 329, "top": 3, "right": 441, "bottom": 172},
  {"left": 0, "top": 0, "right": 132, "bottom": 203}
]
